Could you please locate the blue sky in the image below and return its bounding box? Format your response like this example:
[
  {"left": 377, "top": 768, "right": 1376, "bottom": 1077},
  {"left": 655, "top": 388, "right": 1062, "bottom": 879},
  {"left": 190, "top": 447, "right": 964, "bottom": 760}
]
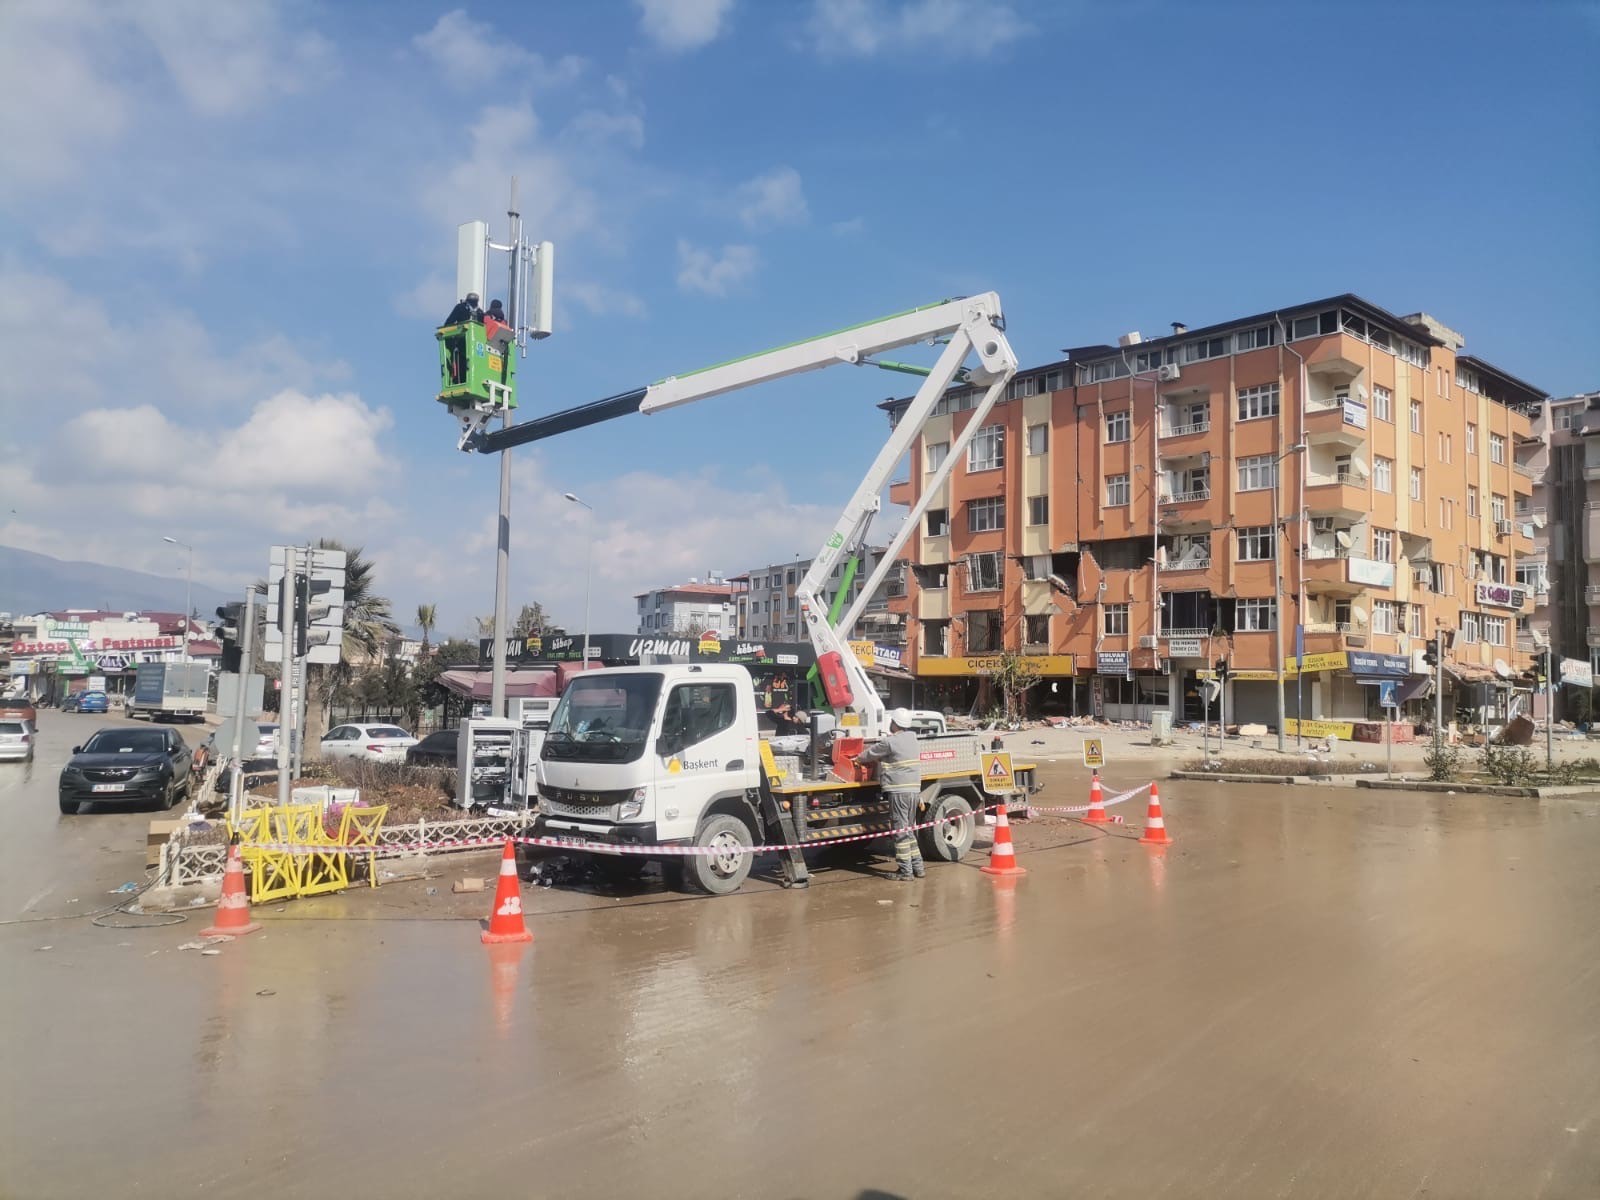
[{"left": 1, "top": 0, "right": 1595, "bottom": 637}]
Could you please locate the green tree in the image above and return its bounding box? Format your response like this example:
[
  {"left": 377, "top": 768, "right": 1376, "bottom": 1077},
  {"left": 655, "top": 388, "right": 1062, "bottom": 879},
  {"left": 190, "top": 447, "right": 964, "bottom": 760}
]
[
  {"left": 990, "top": 653, "right": 1043, "bottom": 723},
  {"left": 416, "top": 603, "right": 437, "bottom": 655},
  {"left": 513, "top": 602, "right": 553, "bottom": 636},
  {"left": 414, "top": 637, "right": 480, "bottom": 710},
  {"left": 303, "top": 540, "right": 401, "bottom": 750}
]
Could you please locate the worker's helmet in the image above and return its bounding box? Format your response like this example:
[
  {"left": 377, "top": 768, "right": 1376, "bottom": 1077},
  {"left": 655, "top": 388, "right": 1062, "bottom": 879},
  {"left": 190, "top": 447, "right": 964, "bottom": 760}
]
[
  {"left": 887, "top": 707, "right": 913, "bottom": 728},
  {"left": 466, "top": 292, "right": 480, "bottom": 304}
]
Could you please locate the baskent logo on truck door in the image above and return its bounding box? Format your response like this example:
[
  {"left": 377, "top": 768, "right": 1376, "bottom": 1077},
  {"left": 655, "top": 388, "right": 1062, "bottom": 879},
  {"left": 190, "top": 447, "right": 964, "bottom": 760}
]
[{"left": 666, "top": 756, "right": 719, "bottom": 774}]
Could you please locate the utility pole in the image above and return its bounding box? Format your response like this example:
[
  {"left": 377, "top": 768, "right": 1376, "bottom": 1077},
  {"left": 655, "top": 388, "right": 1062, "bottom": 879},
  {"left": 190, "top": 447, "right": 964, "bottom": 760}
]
[
  {"left": 1434, "top": 630, "right": 1445, "bottom": 754},
  {"left": 277, "top": 548, "right": 298, "bottom": 808},
  {"left": 489, "top": 179, "right": 520, "bottom": 719},
  {"left": 1545, "top": 648, "right": 1554, "bottom": 774},
  {"left": 228, "top": 586, "right": 258, "bottom": 824}
]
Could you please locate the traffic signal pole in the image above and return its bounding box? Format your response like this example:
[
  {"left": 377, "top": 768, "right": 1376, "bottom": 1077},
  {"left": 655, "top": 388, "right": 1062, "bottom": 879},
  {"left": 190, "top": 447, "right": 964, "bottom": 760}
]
[
  {"left": 228, "top": 587, "right": 257, "bottom": 824},
  {"left": 1546, "top": 650, "right": 1555, "bottom": 775}
]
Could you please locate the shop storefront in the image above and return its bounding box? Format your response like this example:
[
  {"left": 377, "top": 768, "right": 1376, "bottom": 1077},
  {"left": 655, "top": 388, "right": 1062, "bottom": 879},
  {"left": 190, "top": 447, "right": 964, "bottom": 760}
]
[{"left": 914, "top": 653, "right": 1077, "bottom": 718}]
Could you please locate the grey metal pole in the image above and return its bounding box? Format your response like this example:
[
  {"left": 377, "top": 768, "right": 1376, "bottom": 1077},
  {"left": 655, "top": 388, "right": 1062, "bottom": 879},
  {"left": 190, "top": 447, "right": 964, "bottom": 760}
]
[
  {"left": 1273, "top": 473, "right": 1287, "bottom": 754},
  {"left": 277, "top": 549, "right": 296, "bottom": 808},
  {"left": 1435, "top": 631, "right": 1444, "bottom": 754},
  {"left": 182, "top": 549, "right": 193, "bottom": 663},
  {"left": 582, "top": 520, "right": 592, "bottom": 668},
  {"left": 229, "top": 586, "right": 257, "bottom": 824},
  {"left": 1386, "top": 704, "right": 1393, "bottom": 778},
  {"left": 1546, "top": 651, "right": 1554, "bottom": 774},
  {"left": 490, "top": 411, "right": 513, "bottom": 717}
]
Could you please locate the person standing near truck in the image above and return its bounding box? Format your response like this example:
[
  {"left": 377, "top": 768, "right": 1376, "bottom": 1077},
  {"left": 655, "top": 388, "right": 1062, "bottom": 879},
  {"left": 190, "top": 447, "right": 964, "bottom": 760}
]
[{"left": 857, "top": 708, "right": 924, "bottom": 882}]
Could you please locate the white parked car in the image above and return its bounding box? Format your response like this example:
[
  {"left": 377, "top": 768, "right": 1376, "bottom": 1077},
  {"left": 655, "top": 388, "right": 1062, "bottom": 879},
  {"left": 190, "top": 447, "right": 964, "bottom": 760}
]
[
  {"left": 0, "top": 718, "right": 34, "bottom": 763},
  {"left": 320, "top": 723, "right": 418, "bottom": 762}
]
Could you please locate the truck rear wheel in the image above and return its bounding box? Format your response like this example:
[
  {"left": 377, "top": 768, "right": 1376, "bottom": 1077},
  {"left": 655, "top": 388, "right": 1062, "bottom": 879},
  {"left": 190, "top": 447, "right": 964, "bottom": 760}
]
[
  {"left": 678, "top": 813, "right": 754, "bottom": 896},
  {"left": 918, "top": 792, "right": 975, "bottom": 863}
]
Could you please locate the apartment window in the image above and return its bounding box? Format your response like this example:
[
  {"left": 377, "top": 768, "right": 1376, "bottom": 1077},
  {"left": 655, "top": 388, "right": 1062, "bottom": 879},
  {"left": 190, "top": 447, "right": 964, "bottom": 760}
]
[
  {"left": 1516, "top": 561, "right": 1545, "bottom": 591},
  {"left": 1027, "top": 423, "right": 1048, "bottom": 454},
  {"left": 1408, "top": 605, "right": 1424, "bottom": 637},
  {"left": 1409, "top": 400, "right": 1423, "bottom": 433},
  {"left": 1466, "top": 423, "right": 1477, "bottom": 455},
  {"left": 1182, "top": 335, "right": 1229, "bottom": 363},
  {"left": 1555, "top": 407, "right": 1580, "bottom": 431},
  {"left": 1374, "top": 457, "right": 1393, "bottom": 493},
  {"left": 1372, "top": 528, "right": 1394, "bottom": 562},
  {"left": 787, "top": 569, "right": 797, "bottom": 585},
  {"left": 1372, "top": 601, "right": 1397, "bottom": 635},
  {"left": 1102, "top": 603, "right": 1129, "bottom": 636},
  {"left": 1491, "top": 493, "right": 1507, "bottom": 523},
  {"left": 1489, "top": 433, "right": 1506, "bottom": 464},
  {"left": 923, "top": 620, "right": 948, "bottom": 656},
  {"left": 1484, "top": 552, "right": 1508, "bottom": 584},
  {"left": 1236, "top": 598, "right": 1277, "bottom": 631},
  {"left": 1438, "top": 432, "right": 1451, "bottom": 462},
  {"left": 1104, "top": 410, "right": 1131, "bottom": 444},
  {"left": 966, "top": 610, "right": 1003, "bottom": 653},
  {"left": 1237, "top": 526, "right": 1273, "bottom": 561},
  {"left": 1291, "top": 310, "right": 1338, "bottom": 339},
  {"left": 1238, "top": 454, "right": 1276, "bottom": 492},
  {"left": 1459, "top": 611, "right": 1481, "bottom": 644},
  {"left": 1027, "top": 495, "right": 1049, "bottom": 526},
  {"left": 1106, "top": 473, "right": 1130, "bottom": 506},
  {"left": 1433, "top": 562, "right": 1454, "bottom": 595},
  {"left": 1467, "top": 486, "right": 1479, "bottom": 517},
  {"left": 1025, "top": 614, "right": 1049, "bottom": 646},
  {"left": 1007, "top": 376, "right": 1039, "bottom": 401},
  {"left": 968, "top": 497, "right": 1005, "bottom": 533},
  {"left": 968, "top": 425, "right": 1005, "bottom": 472},
  {"left": 1409, "top": 466, "right": 1423, "bottom": 501},
  {"left": 1439, "top": 497, "right": 1454, "bottom": 529},
  {"left": 787, "top": 596, "right": 797, "bottom": 613},
  {"left": 1235, "top": 383, "right": 1280, "bottom": 421},
  {"left": 925, "top": 441, "right": 949, "bottom": 472},
  {"left": 966, "top": 551, "right": 1002, "bottom": 592},
  {"left": 918, "top": 564, "right": 949, "bottom": 590},
  {"left": 1484, "top": 615, "right": 1508, "bottom": 647},
  {"left": 1437, "top": 366, "right": 1449, "bottom": 397},
  {"left": 926, "top": 508, "right": 948, "bottom": 537},
  {"left": 1234, "top": 324, "right": 1278, "bottom": 352},
  {"left": 1373, "top": 385, "right": 1393, "bottom": 422}
]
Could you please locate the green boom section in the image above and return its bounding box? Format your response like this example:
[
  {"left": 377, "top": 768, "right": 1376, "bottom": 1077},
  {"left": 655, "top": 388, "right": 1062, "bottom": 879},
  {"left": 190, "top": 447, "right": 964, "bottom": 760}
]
[{"left": 437, "top": 321, "right": 517, "bottom": 411}]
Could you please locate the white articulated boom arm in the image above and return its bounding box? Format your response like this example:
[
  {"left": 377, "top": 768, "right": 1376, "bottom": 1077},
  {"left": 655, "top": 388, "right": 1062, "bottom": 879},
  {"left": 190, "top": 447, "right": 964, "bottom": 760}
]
[{"left": 467, "top": 293, "right": 1019, "bottom": 740}]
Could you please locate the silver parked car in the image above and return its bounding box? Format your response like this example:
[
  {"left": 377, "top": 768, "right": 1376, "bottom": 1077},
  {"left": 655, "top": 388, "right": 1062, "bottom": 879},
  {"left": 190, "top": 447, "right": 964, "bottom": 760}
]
[{"left": 0, "top": 719, "right": 34, "bottom": 763}]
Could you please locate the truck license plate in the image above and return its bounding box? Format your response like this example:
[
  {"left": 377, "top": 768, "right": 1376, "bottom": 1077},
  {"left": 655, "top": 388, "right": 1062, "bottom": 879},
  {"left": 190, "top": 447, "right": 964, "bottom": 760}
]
[{"left": 92, "top": 783, "right": 126, "bottom": 793}]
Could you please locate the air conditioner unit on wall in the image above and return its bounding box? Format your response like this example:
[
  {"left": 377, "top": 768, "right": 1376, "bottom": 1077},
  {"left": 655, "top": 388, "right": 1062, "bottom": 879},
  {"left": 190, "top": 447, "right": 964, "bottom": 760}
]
[
  {"left": 1156, "top": 364, "right": 1181, "bottom": 383},
  {"left": 1495, "top": 518, "right": 1514, "bottom": 535},
  {"left": 1138, "top": 635, "right": 1160, "bottom": 649}
]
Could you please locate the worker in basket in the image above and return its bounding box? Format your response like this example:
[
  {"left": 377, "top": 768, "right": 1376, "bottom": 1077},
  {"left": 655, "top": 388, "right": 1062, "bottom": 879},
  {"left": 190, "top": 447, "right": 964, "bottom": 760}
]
[{"left": 857, "top": 708, "right": 924, "bottom": 882}]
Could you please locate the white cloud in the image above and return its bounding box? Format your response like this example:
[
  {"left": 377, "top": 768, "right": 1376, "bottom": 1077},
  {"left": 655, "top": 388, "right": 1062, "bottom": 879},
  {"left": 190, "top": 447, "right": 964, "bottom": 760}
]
[
  {"left": 635, "top": 0, "right": 736, "bottom": 51},
  {"left": 126, "top": 0, "right": 336, "bottom": 116},
  {"left": 736, "top": 166, "right": 809, "bottom": 229},
  {"left": 676, "top": 240, "right": 760, "bottom": 296},
  {"left": 567, "top": 109, "right": 648, "bottom": 150},
  {"left": 805, "top": 0, "right": 1028, "bottom": 57},
  {"left": 413, "top": 9, "right": 585, "bottom": 90},
  {"left": 567, "top": 281, "right": 649, "bottom": 318}
]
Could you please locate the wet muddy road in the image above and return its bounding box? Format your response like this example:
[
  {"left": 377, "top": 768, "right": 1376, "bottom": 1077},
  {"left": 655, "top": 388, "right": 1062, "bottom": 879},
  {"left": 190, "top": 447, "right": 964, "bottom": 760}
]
[{"left": 5, "top": 773, "right": 1597, "bottom": 1198}]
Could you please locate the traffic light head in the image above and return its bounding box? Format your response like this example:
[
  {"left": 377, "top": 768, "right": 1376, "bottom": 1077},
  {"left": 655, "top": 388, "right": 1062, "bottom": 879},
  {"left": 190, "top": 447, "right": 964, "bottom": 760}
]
[
  {"left": 1215, "top": 658, "right": 1229, "bottom": 680},
  {"left": 1422, "top": 638, "right": 1439, "bottom": 667}
]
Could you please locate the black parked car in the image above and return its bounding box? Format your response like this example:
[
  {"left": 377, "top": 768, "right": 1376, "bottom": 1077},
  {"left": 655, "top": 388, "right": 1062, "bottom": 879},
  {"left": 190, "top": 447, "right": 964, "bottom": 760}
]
[
  {"left": 59, "top": 727, "right": 194, "bottom": 814},
  {"left": 405, "top": 729, "right": 461, "bottom": 767}
]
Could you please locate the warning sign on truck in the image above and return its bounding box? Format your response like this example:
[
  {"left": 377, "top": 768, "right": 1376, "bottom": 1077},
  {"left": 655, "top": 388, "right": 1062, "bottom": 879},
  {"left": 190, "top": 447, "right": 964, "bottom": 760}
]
[{"left": 979, "top": 751, "right": 1015, "bottom": 794}]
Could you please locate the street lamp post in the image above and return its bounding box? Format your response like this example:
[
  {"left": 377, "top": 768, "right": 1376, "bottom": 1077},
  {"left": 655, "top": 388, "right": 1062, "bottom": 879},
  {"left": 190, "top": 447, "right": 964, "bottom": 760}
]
[
  {"left": 162, "top": 536, "right": 194, "bottom": 663},
  {"left": 1271, "top": 443, "right": 1307, "bottom": 754},
  {"left": 563, "top": 493, "right": 594, "bottom": 669}
]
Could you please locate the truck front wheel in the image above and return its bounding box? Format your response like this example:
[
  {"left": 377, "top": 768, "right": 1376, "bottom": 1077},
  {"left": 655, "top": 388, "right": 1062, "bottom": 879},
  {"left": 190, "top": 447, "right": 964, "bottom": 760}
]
[
  {"left": 678, "top": 813, "right": 754, "bottom": 896},
  {"left": 918, "top": 792, "right": 975, "bottom": 863}
]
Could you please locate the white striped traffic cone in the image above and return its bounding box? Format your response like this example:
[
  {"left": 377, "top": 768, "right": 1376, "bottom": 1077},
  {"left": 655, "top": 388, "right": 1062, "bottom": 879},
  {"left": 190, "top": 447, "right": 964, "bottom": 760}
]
[
  {"left": 1082, "top": 770, "right": 1108, "bottom": 823},
  {"left": 981, "top": 802, "right": 1027, "bottom": 877},
  {"left": 1138, "top": 782, "right": 1172, "bottom": 845}
]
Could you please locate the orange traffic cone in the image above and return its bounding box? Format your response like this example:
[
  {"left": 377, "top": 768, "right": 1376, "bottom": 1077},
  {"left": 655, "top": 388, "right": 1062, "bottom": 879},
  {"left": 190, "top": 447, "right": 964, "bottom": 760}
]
[
  {"left": 981, "top": 800, "right": 1028, "bottom": 877},
  {"left": 1082, "top": 770, "right": 1108, "bottom": 823},
  {"left": 481, "top": 839, "right": 534, "bottom": 945},
  {"left": 1138, "top": 782, "right": 1172, "bottom": 845},
  {"left": 202, "top": 842, "right": 261, "bottom": 938}
]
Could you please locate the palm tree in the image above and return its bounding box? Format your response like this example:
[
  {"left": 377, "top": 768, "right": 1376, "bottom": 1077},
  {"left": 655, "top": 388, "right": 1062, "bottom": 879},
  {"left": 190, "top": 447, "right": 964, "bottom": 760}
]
[
  {"left": 303, "top": 539, "right": 401, "bottom": 752},
  {"left": 416, "top": 603, "right": 437, "bottom": 655}
]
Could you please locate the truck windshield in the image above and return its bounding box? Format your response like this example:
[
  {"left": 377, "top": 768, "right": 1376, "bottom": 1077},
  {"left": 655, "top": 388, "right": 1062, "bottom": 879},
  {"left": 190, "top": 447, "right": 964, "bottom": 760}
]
[{"left": 541, "top": 674, "right": 661, "bottom": 764}]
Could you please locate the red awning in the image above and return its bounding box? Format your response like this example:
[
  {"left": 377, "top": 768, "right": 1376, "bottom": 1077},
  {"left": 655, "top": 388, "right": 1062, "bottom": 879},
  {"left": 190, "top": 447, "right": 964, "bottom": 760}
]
[{"left": 437, "top": 667, "right": 561, "bottom": 699}]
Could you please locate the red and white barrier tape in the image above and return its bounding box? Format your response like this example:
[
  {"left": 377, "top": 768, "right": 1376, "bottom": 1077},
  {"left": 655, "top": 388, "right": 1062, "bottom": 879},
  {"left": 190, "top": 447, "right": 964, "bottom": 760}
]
[{"left": 1023, "top": 781, "right": 1152, "bottom": 816}]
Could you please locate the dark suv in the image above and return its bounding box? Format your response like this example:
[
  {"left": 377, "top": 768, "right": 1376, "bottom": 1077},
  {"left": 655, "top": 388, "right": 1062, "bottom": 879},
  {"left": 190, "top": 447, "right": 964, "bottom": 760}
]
[{"left": 59, "top": 727, "right": 194, "bottom": 813}]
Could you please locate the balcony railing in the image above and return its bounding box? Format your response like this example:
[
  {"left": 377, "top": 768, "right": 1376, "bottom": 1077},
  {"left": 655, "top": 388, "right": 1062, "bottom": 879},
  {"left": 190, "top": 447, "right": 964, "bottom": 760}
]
[
  {"left": 1161, "top": 627, "right": 1210, "bottom": 639},
  {"left": 1303, "top": 621, "right": 1363, "bottom": 635},
  {"left": 1162, "top": 554, "right": 1211, "bottom": 572},
  {"left": 1586, "top": 585, "right": 1600, "bottom": 603},
  {"left": 1513, "top": 461, "right": 1540, "bottom": 479},
  {"left": 1305, "top": 394, "right": 1343, "bottom": 412},
  {"left": 1334, "top": 467, "right": 1363, "bottom": 484},
  {"left": 1163, "top": 417, "right": 1210, "bottom": 437},
  {"left": 1164, "top": 486, "right": 1211, "bottom": 504}
]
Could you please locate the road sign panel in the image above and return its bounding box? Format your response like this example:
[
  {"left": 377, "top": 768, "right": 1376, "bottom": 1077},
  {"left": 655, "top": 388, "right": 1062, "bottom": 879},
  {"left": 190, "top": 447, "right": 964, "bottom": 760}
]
[
  {"left": 980, "top": 751, "right": 1015, "bottom": 794},
  {"left": 1081, "top": 738, "right": 1105, "bottom": 768}
]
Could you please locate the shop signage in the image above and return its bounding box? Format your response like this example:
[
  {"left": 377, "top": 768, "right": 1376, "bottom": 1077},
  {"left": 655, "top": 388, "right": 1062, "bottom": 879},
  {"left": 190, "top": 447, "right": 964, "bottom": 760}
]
[
  {"left": 478, "top": 633, "right": 815, "bottom": 670},
  {"left": 1347, "top": 558, "right": 1395, "bottom": 588},
  {"left": 850, "top": 640, "right": 875, "bottom": 668},
  {"left": 872, "top": 644, "right": 903, "bottom": 670},
  {"left": 13, "top": 636, "right": 179, "bottom": 656},
  {"left": 1560, "top": 657, "right": 1593, "bottom": 688},
  {"left": 96, "top": 655, "right": 129, "bottom": 672},
  {"left": 1283, "top": 651, "right": 1349, "bottom": 676},
  {"left": 1166, "top": 637, "right": 1203, "bottom": 658},
  {"left": 46, "top": 621, "right": 92, "bottom": 638},
  {"left": 1343, "top": 398, "right": 1368, "bottom": 429},
  {"left": 1347, "top": 651, "right": 1412, "bottom": 678},
  {"left": 917, "top": 654, "right": 1075, "bottom": 678},
  {"left": 1284, "top": 718, "right": 1355, "bottom": 740},
  {"left": 1096, "top": 651, "right": 1129, "bottom": 674},
  {"left": 1474, "top": 581, "right": 1527, "bottom": 609},
  {"left": 1198, "top": 668, "right": 1280, "bottom": 681}
]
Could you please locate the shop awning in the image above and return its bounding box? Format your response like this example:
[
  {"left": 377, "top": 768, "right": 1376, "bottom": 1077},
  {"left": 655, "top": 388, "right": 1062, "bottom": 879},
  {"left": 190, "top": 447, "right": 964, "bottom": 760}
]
[
  {"left": 438, "top": 667, "right": 560, "bottom": 699},
  {"left": 1445, "top": 663, "right": 1499, "bottom": 685}
]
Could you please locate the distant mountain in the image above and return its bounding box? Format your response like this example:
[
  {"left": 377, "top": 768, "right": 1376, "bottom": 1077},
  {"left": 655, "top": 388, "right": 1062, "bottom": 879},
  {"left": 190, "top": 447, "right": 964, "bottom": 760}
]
[{"left": 0, "top": 545, "right": 235, "bottom": 619}]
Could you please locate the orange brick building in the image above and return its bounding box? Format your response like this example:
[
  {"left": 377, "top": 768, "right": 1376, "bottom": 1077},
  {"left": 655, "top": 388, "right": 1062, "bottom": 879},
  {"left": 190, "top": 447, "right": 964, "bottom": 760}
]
[{"left": 884, "top": 293, "right": 1547, "bottom": 735}]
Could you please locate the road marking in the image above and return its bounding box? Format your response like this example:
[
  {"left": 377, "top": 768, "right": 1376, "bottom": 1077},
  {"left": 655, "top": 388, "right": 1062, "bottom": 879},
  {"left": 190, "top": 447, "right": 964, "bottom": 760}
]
[{"left": 21, "top": 885, "right": 55, "bottom": 913}]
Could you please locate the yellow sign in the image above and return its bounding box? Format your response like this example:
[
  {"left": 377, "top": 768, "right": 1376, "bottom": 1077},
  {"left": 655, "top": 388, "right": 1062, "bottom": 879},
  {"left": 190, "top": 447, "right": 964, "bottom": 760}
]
[
  {"left": 1197, "top": 669, "right": 1280, "bottom": 682},
  {"left": 1284, "top": 718, "right": 1355, "bottom": 740},
  {"left": 1081, "top": 738, "right": 1104, "bottom": 768},
  {"left": 1283, "top": 651, "right": 1348, "bottom": 677},
  {"left": 850, "top": 640, "right": 875, "bottom": 668},
  {"left": 980, "top": 751, "right": 1015, "bottom": 794},
  {"left": 916, "top": 654, "right": 1076, "bottom": 677}
]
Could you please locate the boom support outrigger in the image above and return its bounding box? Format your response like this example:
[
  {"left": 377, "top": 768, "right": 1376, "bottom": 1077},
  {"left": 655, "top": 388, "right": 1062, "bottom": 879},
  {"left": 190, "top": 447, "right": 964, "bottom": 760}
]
[{"left": 459, "top": 294, "right": 1020, "bottom": 740}]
